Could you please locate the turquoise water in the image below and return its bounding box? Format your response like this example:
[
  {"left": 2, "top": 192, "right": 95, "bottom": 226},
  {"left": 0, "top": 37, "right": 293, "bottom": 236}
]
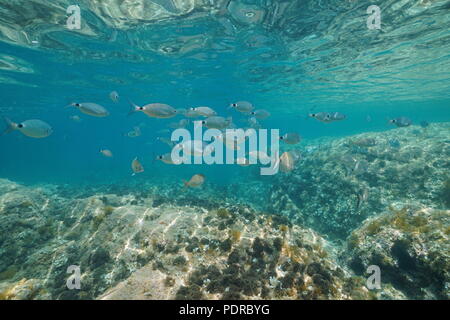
[
  {"left": 0, "top": 0, "right": 449, "bottom": 300},
  {"left": 0, "top": 1, "right": 449, "bottom": 186}
]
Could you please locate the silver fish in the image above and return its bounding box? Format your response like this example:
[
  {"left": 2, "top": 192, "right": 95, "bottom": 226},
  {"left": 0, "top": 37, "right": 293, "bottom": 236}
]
[
  {"left": 183, "top": 174, "right": 205, "bottom": 188},
  {"left": 156, "top": 153, "right": 176, "bottom": 165},
  {"left": 70, "top": 115, "right": 81, "bottom": 122},
  {"left": 184, "top": 109, "right": 201, "bottom": 118},
  {"left": 280, "top": 133, "right": 301, "bottom": 145},
  {"left": 129, "top": 101, "right": 177, "bottom": 119},
  {"left": 202, "top": 116, "right": 232, "bottom": 130},
  {"left": 279, "top": 151, "right": 295, "bottom": 173},
  {"left": 100, "top": 149, "right": 113, "bottom": 157},
  {"left": 248, "top": 117, "right": 262, "bottom": 129},
  {"left": 353, "top": 159, "right": 369, "bottom": 175},
  {"left": 309, "top": 112, "right": 332, "bottom": 123},
  {"left": 157, "top": 137, "right": 175, "bottom": 147},
  {"left": 109, "top": 91, "right": 119, "bottom": 103},
  {"left": 389, "top": 117, "right": 412, "bottom": 127},
  {"left": 329, "top": 112, "right": 346, "bottom": 121},
  {"left": 131, "top": 157, "right": 144, "bottom": 175},
  {"left": 70, "top": 102, "right": 109, "bottom": 117},
  {"left": 190, "top": 106, "right": 217, "bottom": 117},
  {"left": 2, "top": 117, "right": 52, "bottom": 138},
  {"left": 356, "top": 187, "right": 369, "bottom": 210},
  {"left": 173, "top": 140, "right": 213, "bottom": 157},
  {"left": 229, "top": 101, "right": 254, "bottom": 113},
  {"left": 126, "top": 126, "right": 141, "bottom": 138},
  {"left": 250, "top": 109, "right": 271, "bottom": 120}
]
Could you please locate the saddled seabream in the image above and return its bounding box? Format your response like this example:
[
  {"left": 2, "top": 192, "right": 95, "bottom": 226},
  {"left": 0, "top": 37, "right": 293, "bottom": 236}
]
[
  {"left": 157, "top": 136, "right": 175, "bottom": 147},
  {"left": 202, "top": 116, "right": 232, "bottom": 130},
  {"left": 2, "top": 117, "right": 52, "bottom": 138},
  {"left": 125, "top": 126, "right": 141, "bottom": 138},
  {"left": 183, "top": 174, "right": 205, "bottom": 188},
  {"left": 250, "top": 109, "right": 271, "bottom": 120},
  {"left": 248, "top": 117, "right": 261, "bottom": 129},
  {"left": 190, "top": 106, "right": 217, "bottom": 117},
  {"left": 389, "top": 117, "right": 412, "bottom": 127},
  {"left": 155, "top": 153, "right": 177, "bottom": 165},
  {"left": 100, "top": 149, "right": 113, "bottom": 157},
  {"left": 70, "top": 115, "right": 81, "bottom": 122},
  {"left": 329, "top": 112, "right": 346, "bottom": 121},
  {"left": 109, "top": 91, "right": 119, "bottom": 103},
  {"left": 131, "top": 157, "right": 144, "bottom": 175},
  {"left": 129, "top": 101, "right": 177, "bottom": 119},
  {"left": 280, "top": 133, "right": 301, "bottom": 145},
  {"left": 173, "top": 139, "right": 214, "bottom": 157},
  {"left": 279, "top": 151, "right": 295, "bottom": 173},
  {"left": 229, "top": 101, "right": 253, "bottom": 113},
  {"left": 184, "top": 109, "right": 201, "bottom": 118},
  {"left": 309, "top": 112, "right": 332, "bottom": 123},
  {"left": 69, "top": 102, "right": 109, "bottom": 117}
]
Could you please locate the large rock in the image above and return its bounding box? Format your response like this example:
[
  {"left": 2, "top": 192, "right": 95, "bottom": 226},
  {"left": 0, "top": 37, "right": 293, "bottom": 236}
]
[
  {"left": 269, "top": 123, "right": 450, "bottom": 239},
  {"left": 345, "top": 206, "right": 449, "bottom": 299}
]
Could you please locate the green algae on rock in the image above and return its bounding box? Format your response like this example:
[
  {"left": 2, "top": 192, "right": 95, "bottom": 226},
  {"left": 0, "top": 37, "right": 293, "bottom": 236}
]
[
  {"left": 269, "top": 123, "right": 450, "bottom": 239},
  {"left": 345, "top": 206, "right": 449, "bottom": 299}
]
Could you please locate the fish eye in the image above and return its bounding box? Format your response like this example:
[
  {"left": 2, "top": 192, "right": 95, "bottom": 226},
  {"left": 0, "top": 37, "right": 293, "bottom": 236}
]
[
  {"left": 139, "top": 107, "right": 144, "bottom": 110},
  {"left": 75, "top": 103, "right": 81, "bottom": 107},
  {"left": 18, "top": 124, "right": 23, "bottom": 128},
  {"left": 201, "top": 121, "right": 206, "bottom": 124},
  {"left": 231, "top": 103, "right": 237, "bottom": 107}
]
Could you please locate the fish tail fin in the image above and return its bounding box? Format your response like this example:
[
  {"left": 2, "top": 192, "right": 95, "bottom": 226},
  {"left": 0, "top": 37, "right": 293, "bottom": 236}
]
[
  {"left": 128, "top": 100, "right": 139, "bottom": 116},
  {"left": 65, "top": 102, "right": 75, "bottom": 109},
  {"left": 356, "top": 194, "right": 362, "bottom": 210},
  {"left": 273, "top": 150, "right": 280, "bottom": 171},
  {"left": 1, "top": 117, "right": 17, "bottom": 135}
]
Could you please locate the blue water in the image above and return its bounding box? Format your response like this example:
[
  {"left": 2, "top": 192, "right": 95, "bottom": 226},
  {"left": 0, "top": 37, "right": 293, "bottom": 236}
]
[
  {"left": 0, "top": 33, "right": 448, "bottom": 185},
  {"left": 0, "top": 0, "right": 449, "bottom": 186},
  {"left": 0, "top": 0, "right": 450, "bottom": 301}
]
